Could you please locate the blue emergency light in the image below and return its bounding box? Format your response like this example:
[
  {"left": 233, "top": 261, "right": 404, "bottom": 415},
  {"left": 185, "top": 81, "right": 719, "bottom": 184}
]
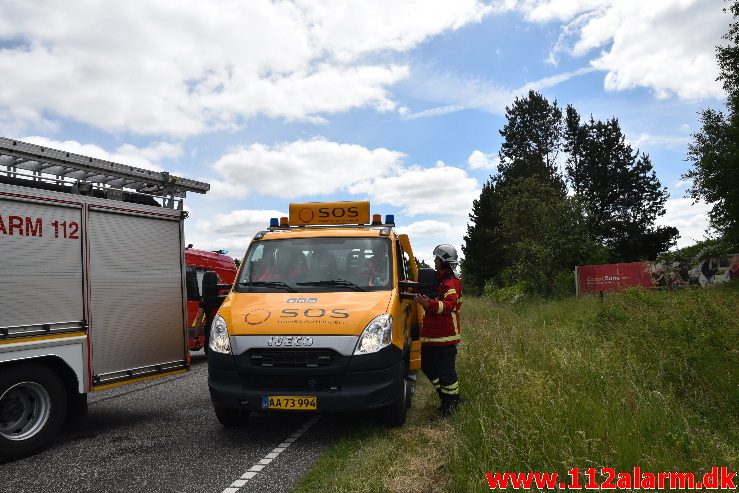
[
  {"left": 269, "top": 217, "right": 279, "bottom": 227},
  {"left": 385, "top": 214, "right": 395, "bottom": 225}
]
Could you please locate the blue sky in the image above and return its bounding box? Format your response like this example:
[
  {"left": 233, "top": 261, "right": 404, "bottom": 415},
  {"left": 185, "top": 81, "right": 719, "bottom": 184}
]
[{"left": 0, "top": 0, "right": 728, "bottom": 262}]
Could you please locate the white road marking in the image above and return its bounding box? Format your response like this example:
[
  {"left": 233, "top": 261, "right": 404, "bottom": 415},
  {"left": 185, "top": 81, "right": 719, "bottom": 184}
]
[{"left": 222, "top": 415, "right": 322, "bottom": 493}]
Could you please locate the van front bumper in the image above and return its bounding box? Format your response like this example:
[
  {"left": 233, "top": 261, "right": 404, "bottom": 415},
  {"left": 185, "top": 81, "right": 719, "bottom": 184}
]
[{"left": 207, "top": 345, "right": 404, "bottom": 413}]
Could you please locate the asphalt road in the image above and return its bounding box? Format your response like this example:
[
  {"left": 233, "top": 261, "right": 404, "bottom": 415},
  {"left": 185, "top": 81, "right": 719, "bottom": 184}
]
[{"left": 0, "top": 352, "right": 345, "bottom": 493}]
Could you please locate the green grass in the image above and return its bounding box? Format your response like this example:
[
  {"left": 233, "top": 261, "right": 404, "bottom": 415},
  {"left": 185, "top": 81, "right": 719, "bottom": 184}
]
[{"left": 294, "top": 284, "right": 739, "bottom": 492}]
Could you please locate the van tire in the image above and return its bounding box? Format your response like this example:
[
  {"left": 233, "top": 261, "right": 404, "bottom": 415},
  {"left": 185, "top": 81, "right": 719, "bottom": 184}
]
[
  {"left": 0, "top": 364, "right": 67, "bottom": 462},
  {"left": 381, "top": 371, "right": 408, "bottom": 427},
  {"left": 214, "top": 406, "right": 249, "bottom": 427}
]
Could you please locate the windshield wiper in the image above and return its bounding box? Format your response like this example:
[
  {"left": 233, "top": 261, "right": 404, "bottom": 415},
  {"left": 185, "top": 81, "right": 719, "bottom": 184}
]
[
  {"left": 296, "top": 279, "right": 366, "bottom": 292},
  {"left": 239, "top": 281, "right": 296, "bottom": 292}
]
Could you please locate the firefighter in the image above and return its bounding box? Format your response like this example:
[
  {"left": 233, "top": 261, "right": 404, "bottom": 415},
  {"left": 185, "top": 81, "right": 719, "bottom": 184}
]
[{"left": 414, "top": 244, "right": 463, "bottom": 416}]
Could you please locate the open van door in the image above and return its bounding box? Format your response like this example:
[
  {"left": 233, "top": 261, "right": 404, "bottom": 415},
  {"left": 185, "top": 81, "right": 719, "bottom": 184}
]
[{"left": 398, "top": 234, "right": 422, "bottom": 371}]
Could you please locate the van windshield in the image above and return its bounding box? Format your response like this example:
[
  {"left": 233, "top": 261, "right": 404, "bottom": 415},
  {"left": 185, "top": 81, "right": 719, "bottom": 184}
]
[{"left": 236, "top": 237, "right": 392, "bottom": 293}]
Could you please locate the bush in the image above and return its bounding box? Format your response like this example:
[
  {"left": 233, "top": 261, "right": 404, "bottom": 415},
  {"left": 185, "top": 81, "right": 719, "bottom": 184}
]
[
  {"left": 483, "top": 281, "right": 537, "bottom": 304},
  {"left": 482, "top": 270, "right": 575, "bottom": 301},
  {"left": 552, "top": 270, "right": 575, "bottom": 298}
]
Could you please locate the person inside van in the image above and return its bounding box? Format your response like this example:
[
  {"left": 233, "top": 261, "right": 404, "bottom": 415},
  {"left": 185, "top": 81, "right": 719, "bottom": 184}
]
[
  {"left": 257, "top": 246, "right": 305, "bottom": 282},
  {"left": 357, "top": 242, "right": 389, "bottom": 286},
  {"left": 309, "top": 249, "right": 338, "bottom": 281}
]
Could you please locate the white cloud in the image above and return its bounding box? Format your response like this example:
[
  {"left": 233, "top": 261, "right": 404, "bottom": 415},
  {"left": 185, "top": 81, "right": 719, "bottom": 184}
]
[
  {"left": 0, "top": 108, "right": 60, "bottom": 137},
  {"left": 20, "top": 136, "right": 182, "bottom": 171},
  {"left": 403, "top": 65, "right": 593, "bottom": 119},
  {"left": 630, "top": 132, "right": 692, "bottom": 151},
  {"left": 349, "top": 161, "right": 480, "bottom": 217},
  {"left": 209, "top": 138, "right": 481, "bottom": 233},
  {"left": 398, "top": 219, "right": 458, "bottom": 237},
  {"left": 518, "top": 0, "right": 726, "bottom": 101},
  {"left": 209, "top": 138, "right": 481, "bottom": 220},
  {"left": 210, "top": 138, "right": 405, "bottom": 199},
  {"left": 299, "top": 0, "right": 494, "bottom": 63},
  {"left": 403, "top": 104, "right": 469, "bottom": 120},
  {"left": 396, "top": 219, "right": 467, "bottom": 265},
  {"left": 117, "top": 142, "right": 183, "bottom": 163},
  {"left": 0, "top": 0, "right": 494, "bottom": 136},
  {"left": 187, "top": 208, "right": 285, "bottom": 255},
  {"left": 402, "top": 70, "right": 513, "bottom": 117},
  {"left": 657, "top": 197, "right": 711, "bottom": 249},
  {"left": 467, "top": 150, "right": 500, "bottom": 170}
]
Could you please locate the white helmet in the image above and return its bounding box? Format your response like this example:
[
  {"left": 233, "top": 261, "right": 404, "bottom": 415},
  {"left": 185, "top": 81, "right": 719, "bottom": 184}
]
[{"left": 433, "top": 244, "right": 458, "bottom": 267}]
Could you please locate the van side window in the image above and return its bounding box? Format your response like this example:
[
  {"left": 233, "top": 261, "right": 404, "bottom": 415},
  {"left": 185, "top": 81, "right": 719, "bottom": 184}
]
[
  {"left": 403, "top": 250, "right": 413, "bottom": 281},
  {"left": 396, "top": 243, "right": 407, "bottom": 281},
  {"left": 396, "top": 242, "right": 414, "bottom": 282}
]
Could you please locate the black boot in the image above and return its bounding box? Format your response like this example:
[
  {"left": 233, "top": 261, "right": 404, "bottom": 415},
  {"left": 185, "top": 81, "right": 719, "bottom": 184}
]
[{"left": 439, "top": 394, "right": 462, "bottom": 416}]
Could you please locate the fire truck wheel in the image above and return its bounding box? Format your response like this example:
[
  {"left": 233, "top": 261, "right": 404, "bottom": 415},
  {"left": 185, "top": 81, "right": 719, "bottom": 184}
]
[
  {"left": 0, "top": 364, "right": 68, "bottom": 462},
  {"left": 214, "top": 406, "right": 249, "bottom": 427},
  {"left": 381, "top": 370, "right": 408, "bottom": 427}
]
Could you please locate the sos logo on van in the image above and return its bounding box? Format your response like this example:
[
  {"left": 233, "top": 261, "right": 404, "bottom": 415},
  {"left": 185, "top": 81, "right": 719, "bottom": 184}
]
[
  {"left": 289, "top": 201, "right": 370, "bottom": 226},
  {"left": 244, "top": 307, "right": 350, "bottom": 325}
]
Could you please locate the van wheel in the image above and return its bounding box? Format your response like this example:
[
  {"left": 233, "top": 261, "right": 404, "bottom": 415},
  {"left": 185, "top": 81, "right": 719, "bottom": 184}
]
[
  {"left": 382, "top": 372, "right": 408, "bottom": 427},
  {"left": 405, "top": 380, "right": 416, "bottom": 409},
  {"left": 0, "top": 364, "right": 67, "bottom": 462},
  {"left": 214, "top": 406, "right": 249, "bottom": 427}
]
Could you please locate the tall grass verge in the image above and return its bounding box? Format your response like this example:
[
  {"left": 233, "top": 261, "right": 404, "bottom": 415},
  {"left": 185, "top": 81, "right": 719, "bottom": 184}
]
[{"left": 295, "top": 284, "right": 738, "bottom": 492}]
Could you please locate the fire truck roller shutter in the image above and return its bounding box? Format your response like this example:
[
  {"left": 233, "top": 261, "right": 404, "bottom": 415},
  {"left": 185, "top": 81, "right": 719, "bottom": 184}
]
[
  {"left": 0, "top": 198, "right": 83, "bottom": 332},
  {"left": 88, "top": 210, "right": 185, "bottom": 380}
]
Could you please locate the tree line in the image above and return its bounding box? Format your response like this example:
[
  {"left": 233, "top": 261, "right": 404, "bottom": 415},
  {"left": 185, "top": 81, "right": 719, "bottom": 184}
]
[
  {"left": 462, "top": 91, "right": 676, "bottom": 296},
  {"left": 462, "top": 0, "right": 739, "bottom": 297},
  {"left": 685, "top": 0, "right": 739, "bottom": 253}
]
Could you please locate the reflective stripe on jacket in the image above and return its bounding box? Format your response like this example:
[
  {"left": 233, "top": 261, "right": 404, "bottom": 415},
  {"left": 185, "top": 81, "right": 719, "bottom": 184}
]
[{"left": 420, "top": 276, "right": 462, "bottom": 346}]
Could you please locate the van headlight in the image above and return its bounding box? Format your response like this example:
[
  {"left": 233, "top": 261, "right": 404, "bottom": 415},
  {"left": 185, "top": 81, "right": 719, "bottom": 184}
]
[
  {"left": 209, "top": 315, "right": 231, "bottom": 354},
  {"left": 354, "top": 314, "right": 393, "bottom": 355}
]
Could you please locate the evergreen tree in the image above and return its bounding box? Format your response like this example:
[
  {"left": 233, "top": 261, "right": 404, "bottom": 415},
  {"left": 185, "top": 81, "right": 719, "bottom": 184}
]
[
  {"left": 497, "top": 177, "right": 593, "bottom": 296},
  {"left": 684, "top": 0, "right": 739, "bottom": 248},
  {"left": 415, "top": 257, "right": 430, "bottom": 269},
  {"left": 498, "top": 90, "right": 565, "bottom": 192},
  {"left": 563, "top": 105, "right": 588, "bottom": 195},
  {"left": 564, "top": 107, "right": 677, "bottom": 260},
  {"left": 464, "top": 91, "right": 567, "bottom": 294},
  {"left": 462, "top": 178, "right": 506, "bottom": 294}
]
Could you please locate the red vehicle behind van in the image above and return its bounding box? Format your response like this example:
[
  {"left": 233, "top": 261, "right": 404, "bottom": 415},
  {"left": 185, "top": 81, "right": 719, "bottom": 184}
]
[{"left": 185, "top": 247, "right": 237, "bottom": 351}]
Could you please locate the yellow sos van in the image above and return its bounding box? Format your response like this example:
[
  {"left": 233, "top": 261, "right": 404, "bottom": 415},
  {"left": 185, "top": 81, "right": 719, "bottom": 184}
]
[{"left": 207, "top": 201, "right": 423, "bottom": 426}]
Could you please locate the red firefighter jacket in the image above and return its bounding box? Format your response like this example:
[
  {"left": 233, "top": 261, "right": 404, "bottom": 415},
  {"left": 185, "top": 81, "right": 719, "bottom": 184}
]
[{"left": 420, "top": 275, "right": 462, "bottom": 346}]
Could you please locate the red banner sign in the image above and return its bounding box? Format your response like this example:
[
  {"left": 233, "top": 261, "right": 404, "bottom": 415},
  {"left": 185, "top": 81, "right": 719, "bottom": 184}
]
[{"left": 576, "top": 262, "right": 653, "bottom": 294}]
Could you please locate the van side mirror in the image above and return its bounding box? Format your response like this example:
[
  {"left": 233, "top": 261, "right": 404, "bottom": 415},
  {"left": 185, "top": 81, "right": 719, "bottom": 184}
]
[
  {"left": 399, "top": 280, "right": 418, "bottom": 301},
  {"left": 417, "top": 268, "right": 439, "bottom": 298},
  {"left": 398, "top": 269, "right": 437, "bottom": 300},
  {"left": 398, "top": 280, "right": 418, "bottom": 291}
]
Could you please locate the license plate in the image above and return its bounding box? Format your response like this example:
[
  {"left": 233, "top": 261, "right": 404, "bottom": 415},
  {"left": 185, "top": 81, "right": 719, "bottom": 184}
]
[{"left": 262, "top": 395, "right": 317, "bottom": 410}]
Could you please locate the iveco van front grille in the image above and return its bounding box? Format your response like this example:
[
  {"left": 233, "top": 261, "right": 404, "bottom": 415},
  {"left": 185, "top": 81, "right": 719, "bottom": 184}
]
[{"left": 248, "top": 348, "right": 335, "bottom": 368}]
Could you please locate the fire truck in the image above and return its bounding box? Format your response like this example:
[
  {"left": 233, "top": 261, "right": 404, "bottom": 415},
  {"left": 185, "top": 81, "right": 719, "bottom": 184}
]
[
  {"left": 0, "top": 137, "right": 209, "bottom": 461},
  {"left": 207, "top": 201, "right": 431, "bottom": 427},
  {"left": 185, "top": 247, "right": 237, "bottom": 351}
]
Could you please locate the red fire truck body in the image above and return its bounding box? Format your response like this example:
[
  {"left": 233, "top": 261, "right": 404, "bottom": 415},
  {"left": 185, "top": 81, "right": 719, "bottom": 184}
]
[{"left": 185, "top": 248, "right": 237, "bottom": 351}]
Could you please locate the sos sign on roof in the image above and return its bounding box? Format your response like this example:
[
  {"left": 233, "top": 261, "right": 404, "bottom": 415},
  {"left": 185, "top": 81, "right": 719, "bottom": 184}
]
[{"left": 289, "top": 201, "right": 370, "bottom": 225}]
